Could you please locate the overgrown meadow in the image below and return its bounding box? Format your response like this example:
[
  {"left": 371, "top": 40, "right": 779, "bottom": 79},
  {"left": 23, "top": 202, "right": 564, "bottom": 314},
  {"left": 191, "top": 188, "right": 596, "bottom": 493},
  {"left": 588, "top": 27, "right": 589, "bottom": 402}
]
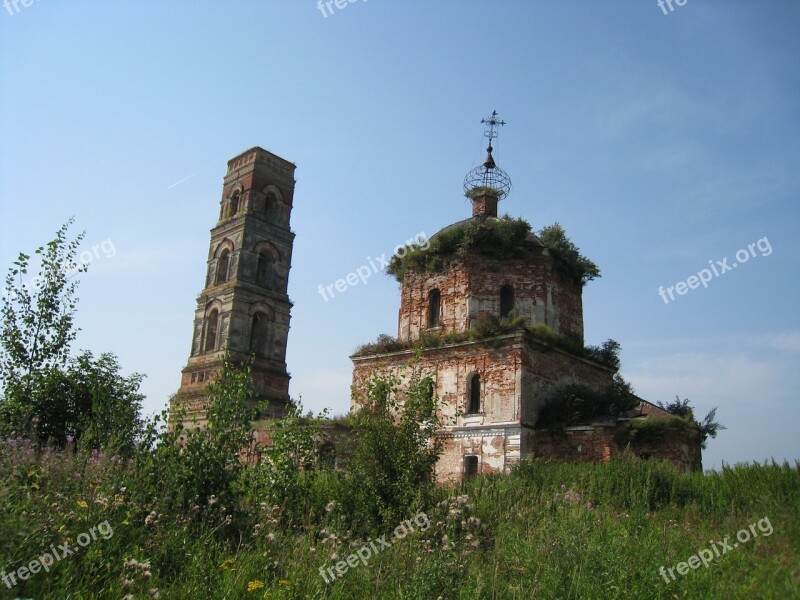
[
  {"left": 1, "top": 443, "right": 798, "bottom": 599},
  {"left": 1, "top": 223, "right": 798, "bottom": 599}
]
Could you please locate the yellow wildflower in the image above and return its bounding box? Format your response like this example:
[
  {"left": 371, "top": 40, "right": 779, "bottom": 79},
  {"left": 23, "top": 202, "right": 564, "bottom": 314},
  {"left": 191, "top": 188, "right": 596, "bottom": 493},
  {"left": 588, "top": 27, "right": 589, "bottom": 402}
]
[
  {"left": 247, "top": 580, "right": 265, "bottom": 592},
  {"left": 77, "top": 500, "right": 89, "bottom": 509}
]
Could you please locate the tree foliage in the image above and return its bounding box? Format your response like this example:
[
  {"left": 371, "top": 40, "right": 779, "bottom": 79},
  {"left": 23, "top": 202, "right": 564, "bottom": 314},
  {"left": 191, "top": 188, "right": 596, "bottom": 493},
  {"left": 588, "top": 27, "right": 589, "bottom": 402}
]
[
  {"left": 136, "top": 353, "right": 259, "bottom": 520},
  {"left": 537, "top": 374, "right": 639, "bottom": 428},
  {"left": 248, "top": 399, "right": 330, "bottom": 526},
  {"left": 344, "top": 365, "right": 443, "bottom": 532},
  {"left": 0, "top": 220, "right": 144, "bottom": 452},
  {"left": 584, "top": 339, "right": 621, "bottom": 370},
  {"left": 657, "top": 396, "right": 726, "bottom": 449},
  {"left": 1, "top": 219, "right": 86, "bottom": 394},
  {"left": 19, "top": 351, "right": 144, "bottom": 453}
]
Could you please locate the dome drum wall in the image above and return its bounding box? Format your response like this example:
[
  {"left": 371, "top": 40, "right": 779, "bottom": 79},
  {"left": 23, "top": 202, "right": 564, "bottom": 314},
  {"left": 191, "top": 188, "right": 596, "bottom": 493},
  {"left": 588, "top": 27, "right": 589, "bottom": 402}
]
[{"left": 396, "top": 250, "right": 585, "bottom": 345}]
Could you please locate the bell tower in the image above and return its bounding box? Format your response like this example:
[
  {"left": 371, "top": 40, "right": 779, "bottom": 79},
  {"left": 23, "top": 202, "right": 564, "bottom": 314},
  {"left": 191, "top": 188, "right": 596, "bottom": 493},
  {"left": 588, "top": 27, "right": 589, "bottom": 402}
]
[{"left": 175, "top": 147, "right": 296, "bottom": 426}]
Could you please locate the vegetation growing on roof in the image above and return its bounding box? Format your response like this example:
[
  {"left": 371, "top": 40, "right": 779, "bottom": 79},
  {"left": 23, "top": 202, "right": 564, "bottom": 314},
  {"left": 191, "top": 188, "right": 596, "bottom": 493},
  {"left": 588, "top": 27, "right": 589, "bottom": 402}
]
[
  {"left": 386, "top": 217, "right": 600, "bottom": 287},
  {"left": 352, "top": 314, "right": 621, "bottom": 371},
  {"left": 656, "top": 396, "right": 726, "bottom": 449},
  {"left": 465, "top": 186, "right": 504, "bottom": 199},
  {"left": 537, "top": 222, "right": 601, "bottom": 286},
  {"left": 386, "top": 215, "right": 532, "bottom": 282},
  {"left": 614, "top": 414, "right": 701, "bottom": 448}
]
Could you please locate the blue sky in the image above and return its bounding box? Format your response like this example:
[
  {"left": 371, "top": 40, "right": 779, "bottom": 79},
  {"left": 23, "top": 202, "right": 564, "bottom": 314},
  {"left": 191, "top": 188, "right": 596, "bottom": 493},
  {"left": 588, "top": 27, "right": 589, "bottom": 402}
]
[{"left": 2, "top": 0, "right": 798, "bottom": 470}]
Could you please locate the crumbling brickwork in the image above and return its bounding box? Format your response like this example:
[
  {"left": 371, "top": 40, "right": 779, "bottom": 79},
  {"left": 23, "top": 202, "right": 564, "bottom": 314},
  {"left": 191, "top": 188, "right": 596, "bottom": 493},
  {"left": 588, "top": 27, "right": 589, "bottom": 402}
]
[
  {"left": 398, "top": 251, "right": 584, "bottom": 344},
  {"left": 524, "top": 426, "right": 702, "bottom": 473},
  {"left": 353, "top": 331, "right": 633, "bottom": 483},
  {"left": 174, "top": 147, "right": 296, "bottom": 428},
  {"left": 352, "top": 194, "right": 703, "bottom": 481},
  {"left": 173, "top": 146, "right": 703, "bottom": 478}
]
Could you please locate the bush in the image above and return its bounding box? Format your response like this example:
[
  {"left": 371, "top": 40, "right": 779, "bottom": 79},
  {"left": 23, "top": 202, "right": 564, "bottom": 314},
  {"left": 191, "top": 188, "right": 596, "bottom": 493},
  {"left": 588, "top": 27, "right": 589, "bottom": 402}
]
[
  {"left": 465, "top": 185, "right": 503, "bottom": 199},
  {"left": 614, "top": 415, "right": 700, "bottom": 447},
  {"left": 352, "top": 334, "right": 408, "bottom": 356},
  {"left": 537, "top": 374, "right": 640, "bottom": 428},
  {"left": 657, "top": 396, "right": 726, "bottom": 449},
  {"left": 537, "top": 222, "right": 600, "bottom": 286},
  {"left": 342, "top": 367, "right": 442, "bottom": 534},
  {"left": 386, "top": 219, "right": 600, "bottom": 288},
  {"left": 584, "top": 339, "right": 621, "bottom": 370},
  {"left": 133, "top": 352, "right": 259, "bottom": 526}
]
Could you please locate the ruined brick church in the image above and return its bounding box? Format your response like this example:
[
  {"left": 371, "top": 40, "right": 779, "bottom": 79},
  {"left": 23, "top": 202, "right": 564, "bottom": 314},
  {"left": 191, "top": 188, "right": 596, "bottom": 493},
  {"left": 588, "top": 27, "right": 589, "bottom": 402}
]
[{"left": 172, "top": 115, "right": 702, "bottom": 481}]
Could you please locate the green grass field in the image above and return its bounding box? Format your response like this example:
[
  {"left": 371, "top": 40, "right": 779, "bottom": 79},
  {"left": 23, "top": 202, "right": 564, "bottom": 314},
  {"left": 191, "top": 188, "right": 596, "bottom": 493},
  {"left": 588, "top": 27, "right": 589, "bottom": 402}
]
[{"left": 1, "top": 445, "right": 798, "bottom": 599}]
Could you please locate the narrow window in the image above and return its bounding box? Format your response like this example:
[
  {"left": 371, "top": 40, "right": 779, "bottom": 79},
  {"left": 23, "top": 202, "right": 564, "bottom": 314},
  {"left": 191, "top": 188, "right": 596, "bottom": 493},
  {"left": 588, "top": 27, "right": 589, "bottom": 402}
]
[
  {"left": 464, "top": 455, "right": 479, "bottom": 478},
  {"left": 229, "top": 190, "right": 241, "bottom": 216},
  {"left": 204, "top": 309, "right": 219, "bottom": 352},
  {"left": 468, "top": 373, "right": 481, "bottom": 414},
  {"left": 216, "top": 249, "right": 230, "bottom": 285},
  {"left": 256, "top": 251, "right": 274, "bottom": 289},
  {"left": 250, "top": 312, "right": 271, "bottom": 356},
  {"left": 500, "top": 284, "right": 515, "bottom": 318},
  {"left": 428, "top": 288, "right": 441, "bottom": 328},
  {"left": 264, "top": 192, "right": 278, "bottom": 221}
]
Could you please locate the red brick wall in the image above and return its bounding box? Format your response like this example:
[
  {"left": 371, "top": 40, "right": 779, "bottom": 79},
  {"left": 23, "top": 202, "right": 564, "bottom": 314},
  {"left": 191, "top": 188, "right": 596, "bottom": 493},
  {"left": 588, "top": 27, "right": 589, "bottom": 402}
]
[
  {"left": 520, "top": 338, "right": 615, "bottom": 425},
  {"left": 397, "top": 251, "right": 584, "bottom": 344},
  {"left": 526, "top": 425, "right": 702, "bottom": 472},
  {"left": 351, "top": 334, "right": 625, "bottom": 483}
]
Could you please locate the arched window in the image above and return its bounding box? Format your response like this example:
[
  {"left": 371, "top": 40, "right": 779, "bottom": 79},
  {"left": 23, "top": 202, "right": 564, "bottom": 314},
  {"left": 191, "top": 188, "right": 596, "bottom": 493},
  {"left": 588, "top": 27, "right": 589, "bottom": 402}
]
[
  {"left": 464, "top": 455, "right": 479, "bottom": 478},
  {"left": 256, "top": 251, "right": 274, "bottom": 289},
  {"left": 204, "top": 309, "right": 219, "bottom": 352},
  {"left": 467, "top": 373, "right": 481, "bottom": 414},
  {"left": 229, "top": 190, "right": 241, "bottom": 216},
  {"left": 500, "top": 284, "right": 515, "bottom": 318},
  {"left": 428, "top": 288, "right": 441, "bottom": 328},
  {"left": 249, "top": 312, "right": 271, "bottom": 356},
  {"left": 215, "top": 249, "right": 230, "bottom": 285}
]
